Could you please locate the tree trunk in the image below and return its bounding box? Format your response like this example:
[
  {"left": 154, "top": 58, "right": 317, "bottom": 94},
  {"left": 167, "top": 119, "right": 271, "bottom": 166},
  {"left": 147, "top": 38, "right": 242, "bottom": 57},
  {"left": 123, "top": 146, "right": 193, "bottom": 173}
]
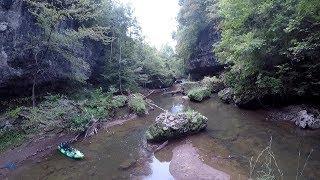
[{"left": 118, "top": 39, "right": 123, "bottom": 94}]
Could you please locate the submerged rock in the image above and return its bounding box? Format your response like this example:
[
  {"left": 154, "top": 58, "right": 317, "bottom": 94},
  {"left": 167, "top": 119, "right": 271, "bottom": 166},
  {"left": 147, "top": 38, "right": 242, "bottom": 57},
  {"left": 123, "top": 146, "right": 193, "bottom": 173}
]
[
  {"left": 169, "top": 143, "right": 230, "bottom": 180},
  {"left": 119, "top": 159, "right": 136, "bottom": 170},
  {"left": 218, "top": 88, "right": 234, "bottom": 104},
  {"left": 268, "top": 105, "right": 320, "bottom": 129},
  {"left": 145, "top": 110, "right": 207, "bottom": 142}
]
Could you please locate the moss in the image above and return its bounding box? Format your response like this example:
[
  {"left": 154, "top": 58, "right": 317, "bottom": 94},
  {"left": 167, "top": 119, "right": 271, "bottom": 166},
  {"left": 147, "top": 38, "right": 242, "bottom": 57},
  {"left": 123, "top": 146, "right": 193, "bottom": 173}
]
[
  {"left": 187, "top": 87, "right": 211, "bottom": 102},
  {"left": 128, "top": 94, "right": 147, "bottom": 115},
  {"left": 146, "top": 109, "right": 207, "bottom": 142}
]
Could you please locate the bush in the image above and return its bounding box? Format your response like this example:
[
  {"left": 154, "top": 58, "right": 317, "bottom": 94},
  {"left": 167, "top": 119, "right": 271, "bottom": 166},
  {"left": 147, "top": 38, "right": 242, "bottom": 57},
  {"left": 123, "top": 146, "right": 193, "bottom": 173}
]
[
  {"left": 181, "top": 81, "right": 201, "bottom": 94},
  {"left": 112, "top": 95, "right": 127, "bottom": 108},
  {"left": 19, "top": 89, "right": 114, "bottom": 133},
  {"left": 6, "top": 107, "right": 22, "bottom": 119},
  {"left": 128, "top": 94, "right": 147, "bottom": 115},
  {"left": 187, "top": 87, "right": 211, "bottom": 102},
  {"left": 83, "top": 88, "right": 113, "bottom": 119},
  {"left": 201, "top": 76, "right": 224, "bottom": 93},
  {"left": 0, "top": 130, "right": 25, "bottom": 153}
]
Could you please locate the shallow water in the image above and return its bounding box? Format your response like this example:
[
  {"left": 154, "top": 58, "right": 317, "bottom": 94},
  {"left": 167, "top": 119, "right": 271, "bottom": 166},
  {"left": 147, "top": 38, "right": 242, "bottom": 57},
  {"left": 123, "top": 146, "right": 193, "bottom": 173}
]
[{"left": 9, "top": 94, "right": 320, "bottom": 179}]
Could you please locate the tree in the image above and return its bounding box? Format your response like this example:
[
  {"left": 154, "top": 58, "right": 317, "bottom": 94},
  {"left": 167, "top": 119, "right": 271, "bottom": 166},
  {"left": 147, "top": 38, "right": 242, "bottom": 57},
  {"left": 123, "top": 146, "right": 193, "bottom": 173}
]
[
  {"left": 215, "top": 0, "right": 320, "bottom": 100},
  {"left": 24, "top": 0, "right": 111, "bottom": 106}
]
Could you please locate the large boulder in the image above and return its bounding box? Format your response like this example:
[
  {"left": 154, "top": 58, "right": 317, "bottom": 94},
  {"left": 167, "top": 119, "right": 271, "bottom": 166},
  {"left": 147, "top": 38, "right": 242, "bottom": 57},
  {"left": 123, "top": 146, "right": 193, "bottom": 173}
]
[
  {"left": 295, "top": 110, "right": 320, "bottom": 129},
  {"left": 218, "top": 88, "right": 234, "bottom": 104},
  {"left": 145, "top": 110, "right": 207, "bottom": 142}
]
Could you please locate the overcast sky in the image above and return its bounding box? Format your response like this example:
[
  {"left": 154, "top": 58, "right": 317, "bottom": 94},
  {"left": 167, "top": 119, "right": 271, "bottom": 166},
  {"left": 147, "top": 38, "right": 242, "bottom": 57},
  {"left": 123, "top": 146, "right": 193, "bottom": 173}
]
[{"left": 119, "top": 0, "right": 179, "bottom": 49}]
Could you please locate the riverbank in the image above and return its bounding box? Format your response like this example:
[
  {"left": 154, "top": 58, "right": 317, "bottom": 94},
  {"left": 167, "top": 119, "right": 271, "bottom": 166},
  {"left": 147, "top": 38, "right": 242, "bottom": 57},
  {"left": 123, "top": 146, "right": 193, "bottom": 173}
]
[
  {"left": 4, "top": 92, "right": 320, "bottom": 179},
  {"left": 179, "top": 77, "right": 320, "bottom": 130},
  {"left": 1, "top": 85, "right": 320, "bottom": 179},
  {"left": 0, "top": 88, "right": 160, "bottom": 177}
]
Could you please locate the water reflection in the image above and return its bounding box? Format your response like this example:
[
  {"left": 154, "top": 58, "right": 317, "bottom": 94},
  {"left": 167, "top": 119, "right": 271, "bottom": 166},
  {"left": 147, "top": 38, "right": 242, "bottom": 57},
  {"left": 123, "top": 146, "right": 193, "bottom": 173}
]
[
  {"left": 170, "top": 104, "right": 184, "bottom": 114},
  {"left": 144, "top": 157, "right": 173, "bottom": 180},
  {"left": 8, "top": 93, "right": 320, "bottom": 180}
]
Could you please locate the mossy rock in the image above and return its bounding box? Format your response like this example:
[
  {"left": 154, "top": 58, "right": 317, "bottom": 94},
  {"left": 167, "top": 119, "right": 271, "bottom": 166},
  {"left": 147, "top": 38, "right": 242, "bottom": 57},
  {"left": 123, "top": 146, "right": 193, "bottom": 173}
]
[
  {"left": 201, "top": 76, "right": 225, "bottom": 93},
  {"left": 145, "top": 110, "right": 207, "bottom": 142},
  {"left": 128, "top": 94, "right": 147, "bottom": 115},
  {"left": 218, "top": 88, "right": 234, "bottom": 104},
  {"left": 187, "top": 87, "right": 211, "bottom": 102}
]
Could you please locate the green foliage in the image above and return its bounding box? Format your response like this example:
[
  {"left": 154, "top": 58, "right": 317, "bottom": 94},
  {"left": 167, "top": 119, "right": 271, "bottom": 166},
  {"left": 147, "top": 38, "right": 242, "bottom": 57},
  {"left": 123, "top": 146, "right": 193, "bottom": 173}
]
[
  {"left": 181, "top": 81, "right": 201, "bottom": 94},
  {"left": 128, "top": 94, "right": 147, "bottom": 115},
  {"left": 177, "top": 0, "right": 319, "bottom": 101},
  {"left": 22, "top": 95, "right": 77, "bottom": 133},
  {"left": 14, "top": 89, "right": 113, "bottom": 133},
  {"left": 176, "top": 0, "right": 218, "bottom": 61},
  {"left": 95, "top": 1, "right": 182, "bottom": 91},
  {"left": 70, "top": 88, "right": 113, "bottom": 131},
  {"left": 24, "top": 0, "right": 112, "bottom": 83},
  {"left": 112, "top": 95, "right": 127, "bottom": 108},
  {"left": 83, "top": 88, "right": 112, "bottom": 119},
  {"left": 201, "top": 76, "right": 224, "bottom": 93},
  {"left": 215, "top": 0, "right": 320, "bottom": 99},
  {"left": 187, "top": 87, "right": 211, "bottom": 102},
  {"left": 0, "top": 130, "right": 25, "bottom": 153},
  {"left": 6, "top": 107, "right": 22, "bottom": 119}
]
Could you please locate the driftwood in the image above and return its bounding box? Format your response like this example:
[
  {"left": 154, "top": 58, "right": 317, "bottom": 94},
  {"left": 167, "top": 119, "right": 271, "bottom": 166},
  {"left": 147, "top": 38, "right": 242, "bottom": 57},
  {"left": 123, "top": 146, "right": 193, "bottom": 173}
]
[
  {"left": 144, "top": 90, "right": 155, "bottom": 98},
  {"left": 162, "top": 89, "right": 183, "bottom": 95},
  {"left": 154, "top": 140, "right": 169, "bottom": 152},
  {"left": 146, "top": 100, "right": 167, "bottom": 112}
]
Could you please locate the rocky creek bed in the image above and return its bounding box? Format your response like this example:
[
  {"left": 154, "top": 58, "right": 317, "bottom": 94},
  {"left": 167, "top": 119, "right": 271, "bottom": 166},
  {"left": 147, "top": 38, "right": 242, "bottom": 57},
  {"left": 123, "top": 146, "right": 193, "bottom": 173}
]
[{"left": 2, "top": 93, "right": 320, "bottom": 179}]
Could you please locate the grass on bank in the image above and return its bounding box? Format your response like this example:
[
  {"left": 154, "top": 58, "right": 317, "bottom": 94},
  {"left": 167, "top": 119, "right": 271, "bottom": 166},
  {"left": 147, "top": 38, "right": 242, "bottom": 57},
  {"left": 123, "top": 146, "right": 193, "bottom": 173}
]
[
  {"left": 0, "top": 88, "right": 148, "bottom": 152},
  {"left": 0, "top": 130, "right": 25, "bottom": 153},
  {"left": 249, "top": 137, "right": 313, "bottom": 180}
]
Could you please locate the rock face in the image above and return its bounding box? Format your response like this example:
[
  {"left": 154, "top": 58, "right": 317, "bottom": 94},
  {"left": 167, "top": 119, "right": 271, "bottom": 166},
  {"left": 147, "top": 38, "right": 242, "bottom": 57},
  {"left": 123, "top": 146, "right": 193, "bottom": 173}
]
[
  {"left": 187, "top": 25, "right": 225, "bottom": 79},
  {"left": 268, "top": 105, "right": 320, "bottom": 129},
  {"left": 233, "top": 94, "right": 260, "bottom": 110},
  {"left": 169, "top": 143, "right": 230, "bottom": 180},
  {"left": 0, "top": 1, "right": 104, "bottom": 96},
  {"left": 145, "top": 110, "right": 207, "bottom": 142},
  {"left": 218, "top": 88, "right": 234, "bottom": 104}
]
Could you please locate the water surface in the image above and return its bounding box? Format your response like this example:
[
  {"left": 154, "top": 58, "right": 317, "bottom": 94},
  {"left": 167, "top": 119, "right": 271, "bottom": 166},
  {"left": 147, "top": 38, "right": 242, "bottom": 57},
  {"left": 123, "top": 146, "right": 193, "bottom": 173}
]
[{"left": 9, "top": 94, "right": 320, "bottom": 179}]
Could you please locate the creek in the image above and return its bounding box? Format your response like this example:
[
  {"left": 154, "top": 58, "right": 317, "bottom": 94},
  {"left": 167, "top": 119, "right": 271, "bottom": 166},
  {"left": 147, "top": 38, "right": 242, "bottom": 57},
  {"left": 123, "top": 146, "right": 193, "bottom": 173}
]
[{"left": 9, "top": 93, "right": 320, "bottom": 179}]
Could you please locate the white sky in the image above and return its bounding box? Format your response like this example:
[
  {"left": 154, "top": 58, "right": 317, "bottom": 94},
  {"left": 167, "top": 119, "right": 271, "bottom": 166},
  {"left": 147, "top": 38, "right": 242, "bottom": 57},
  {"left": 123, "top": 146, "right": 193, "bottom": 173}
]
[{"left": 119, "top": 0, "right": 179, "bottom": 49}]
